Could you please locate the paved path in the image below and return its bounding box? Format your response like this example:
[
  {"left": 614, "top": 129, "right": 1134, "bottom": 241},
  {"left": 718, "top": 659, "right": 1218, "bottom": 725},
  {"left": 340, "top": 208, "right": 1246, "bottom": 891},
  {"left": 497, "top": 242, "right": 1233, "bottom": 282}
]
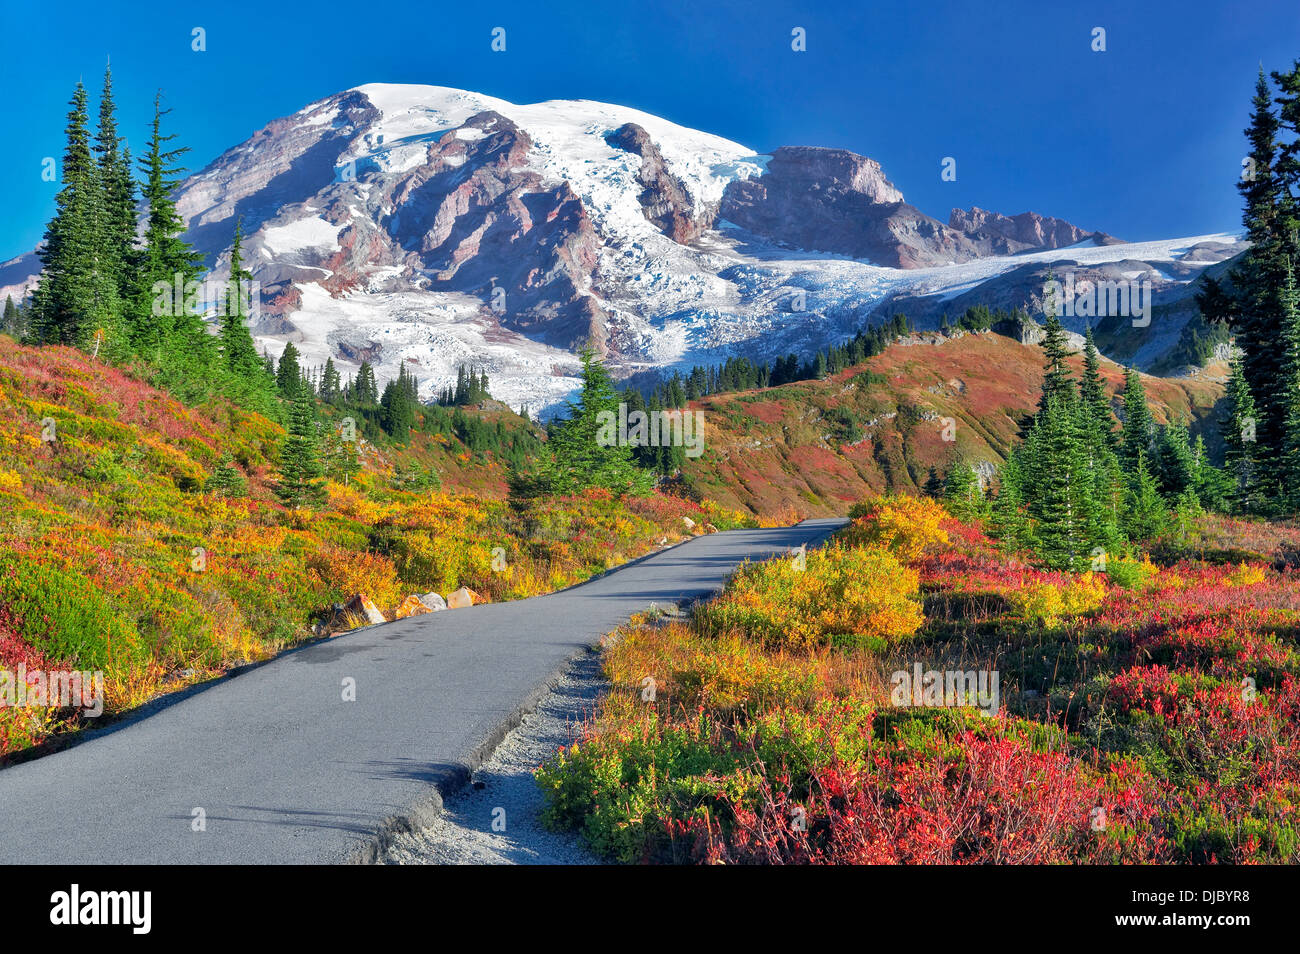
[{"left": 0, "top": 519, "right": 845, "bottom": 864}]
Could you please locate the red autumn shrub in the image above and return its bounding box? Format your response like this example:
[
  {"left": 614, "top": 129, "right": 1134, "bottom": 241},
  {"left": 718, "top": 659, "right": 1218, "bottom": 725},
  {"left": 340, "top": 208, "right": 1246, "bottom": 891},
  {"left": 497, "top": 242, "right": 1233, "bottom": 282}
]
[
  {"left": 680, "top": 731, "right": 1168, "bottom": 864},
  {"left": 1108, "top": 665, "right": 1181, "bottom": 717}
]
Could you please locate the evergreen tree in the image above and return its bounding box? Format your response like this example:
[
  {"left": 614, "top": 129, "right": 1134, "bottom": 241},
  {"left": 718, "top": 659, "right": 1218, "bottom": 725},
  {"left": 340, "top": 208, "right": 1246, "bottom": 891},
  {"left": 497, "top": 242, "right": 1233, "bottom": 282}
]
[
  {"left": 354, "top": 361, "right": 379, "bottom": 406},
  {"left": 1190, "top": 433, "right": 1231, "bottom": 513},
  {"left": 134, "top": 92, "right": 207, "bottom": 374},
  {"left": 1219, "top": 66, "right": 1300, "bottom": 486},
  {"left": 218, "top": 220, "right": 266, "bottom": 390},
  {"left": 647, "top": 394, "right": 687, "bottom": 476},
  {"left": 381, "top": 364, "right": 419, "bottom": 441},
  {"left": 1035, "top": 280, "right": 1074, "bottom": 420},
  {"left": 276, "top": 342, "right": 302, "bottom": 397},
  {"left": 1279, "top": 262, "right": 1300, "bottom": 510},
  {"left": 990, "top": 455, "right": 1034, "bottom": 553},
  {"left": 204, "top": 459, "right": 248, "bottom": 498},
  {"left": 32, "top": 81, "right": 118, "bottom": 349},
  {"left": 94, "top": 63, "right": 138, "bottom": 307},
  {"left": 942, "top": 461, "right": 984, "bottom": 520},
  {"left": 510, "top": 347, "right": 652, "bottom": 498},
  {"left": 922, "top": 466, "right": 943, "bottom": 498},
  {"left": 1154, "top": 420, "right": 1199, "bottom": 502},
  {"left": 1, "top": 295, "right": 22, "bottom": 339},
  {"left": 622, "top": 387, "right": 654, "bottom": 472},
  {"left": 995, "top": 302, "right": 1124, "bottom": 566},
  {"left": 1123, "top": 449, "right": 1169, "bottom": 541},
  {"left": 319, "top": 357, "right": 341, "bottom": 402},
  {"left": 1022, "top": 391, "right": 1096, "bottom": 570},
  {"left": 1221, "top": 351, "right": 1261, "bottom": 512},
  {"left": 1194, "top": 273, "right": 1240, "bottom": 334},
  {"left": 1084, "top": 433, "right": 1127, "bottom": 560},
  {"left": 275, "top": 384, "right": 325, "bottom": 508},
  {"left": 1119, "top": 367, "right": 1155, "bottom": 475},
  {"left": 1079, "top": 328, "right": 1116, "bottom": 447}
]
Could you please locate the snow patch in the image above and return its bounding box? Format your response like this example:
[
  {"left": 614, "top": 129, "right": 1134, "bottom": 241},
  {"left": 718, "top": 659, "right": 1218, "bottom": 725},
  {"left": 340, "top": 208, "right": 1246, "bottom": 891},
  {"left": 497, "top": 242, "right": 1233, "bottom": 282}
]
[{"left": 261, "top": 216, "right": 343, "bottom": 255}]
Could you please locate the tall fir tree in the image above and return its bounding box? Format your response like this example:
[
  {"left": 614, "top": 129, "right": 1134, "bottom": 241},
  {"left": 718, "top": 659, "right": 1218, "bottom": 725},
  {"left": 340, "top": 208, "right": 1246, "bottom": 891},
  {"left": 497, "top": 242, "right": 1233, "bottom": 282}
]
[
  {"left": 990, "top": 453, "right": 1034, "bottom": 553},
  {"left": 1034, "top": 277, "right": 1074, "bottom": 421},
  {"left": 275, "top": 384, "right": 325, "bottom": 509},
  {"left": 1271, "top": 60, "right": 1300, "bottom": 253},
  {"left": 380, "top": 363, "right": 419, "bottom": 442},
  {"left": 510, "top": 346, "right": 652, "bottom": 498},
  {"left": 1079, "top": 327, "right": 1117, "bottom": 448},
  {"left": 1119, "top": 367, "right": 1155, "bottom": 475},
  {"left": 1154, "top": 420, "right": 1199, "bottom": 502},
  {"left": 1, "top": 295, "right": 22, "bottom": 340},
  {"left": 32, "top": 81, "right": 119, "bottom": 349},
  {"left": 217, "top": 220, "right": 266, "bottom": 388},
  {"left": 922, "top": 466, "right": 944, "bottom": 498},
  {"left": 942, "top": 460, "right": 984, "bottom": 520},
  {"left": 276, "top": 342, "right": 302, "bottom": 397},
  {"left": 1122, "top": 448, "right": 1169, "bottom": 541},
  {"left": 319, "top": 357, "right": 341, "bottom": 402},
  {"left": 354, "top": 361, "right": 378, "bottom": 405},
  {"left": 1023, "top": 391, "right": 1095, "bottom": 570},
  {"left": 995, "top": 296, "right": 1125, "bottom": 566},
  {"left": 134, "top": 91, "right": 207, "bottom": 373},
  {"left": 1222, "top": 67, "right": 1299, "bottom": 485},
  {"left": 94, "top": 63, "right": 139, "bottom": 312},
  {"left": 1278, "top": 262, "right": 1300, "bottom": 510},
  {"left": 1223, "top": 347, "right": 1261, "bottom": 514}
]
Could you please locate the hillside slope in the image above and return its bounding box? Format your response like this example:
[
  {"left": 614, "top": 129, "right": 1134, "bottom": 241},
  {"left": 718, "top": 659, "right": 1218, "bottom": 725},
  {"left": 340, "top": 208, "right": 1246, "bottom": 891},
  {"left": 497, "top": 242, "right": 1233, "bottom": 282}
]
[
  {"left": 0, "top": 336, "right": 739, "bottom": 758},
  {"left": 682, "top": 331, "right": 1226, "bottom": 519}
]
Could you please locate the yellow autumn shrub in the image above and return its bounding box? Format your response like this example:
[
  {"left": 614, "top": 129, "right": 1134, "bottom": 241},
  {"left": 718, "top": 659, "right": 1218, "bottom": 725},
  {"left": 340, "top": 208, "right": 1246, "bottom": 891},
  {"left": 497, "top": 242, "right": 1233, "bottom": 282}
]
[
  {"left": 695, "top": 542, "right": 923, "bottom": 651},
  {"left": 1061, "top": 572, "right": 1107, "bottom": 616},
  {"left": 1007, "top": 583, "right": 1065, "bottom": 626},
  {"left": 1008, "top": 573, "right": 1105, "bottom": 627},
  {"left": 304, "top": 545, "right": 403, "bottom": 608},
  {"left": 842, "top": 495, "right": 949, "bottom": 563},
  {"left": 1228, "top": 562, "right": 1266, "bottom": 586}
]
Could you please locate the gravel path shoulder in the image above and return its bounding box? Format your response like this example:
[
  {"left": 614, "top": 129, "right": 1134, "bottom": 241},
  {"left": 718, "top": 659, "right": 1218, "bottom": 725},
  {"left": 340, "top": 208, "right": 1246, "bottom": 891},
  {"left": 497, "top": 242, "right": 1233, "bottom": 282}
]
[{"left": 382, "top": 647, "right": 608, "bottom": 865}]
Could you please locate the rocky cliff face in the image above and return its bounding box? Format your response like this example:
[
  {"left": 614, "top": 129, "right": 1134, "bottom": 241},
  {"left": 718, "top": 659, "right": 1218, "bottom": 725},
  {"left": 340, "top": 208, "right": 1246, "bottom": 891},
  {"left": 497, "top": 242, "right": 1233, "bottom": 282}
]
[
  {"left": 605, "top": 122, "right": 712, "bottom": 245},
  {"left": 720, "top": 146, "right": 991, "bottom": 267},
  {"left": 717, "top": 148, "right": 1127, "bottom": 268},
  {"left": 380, "top": 110, "right": 607, "bottom": 351},
  {"left": 949, "top": 206, "right": 1119, "bottom": 251}
]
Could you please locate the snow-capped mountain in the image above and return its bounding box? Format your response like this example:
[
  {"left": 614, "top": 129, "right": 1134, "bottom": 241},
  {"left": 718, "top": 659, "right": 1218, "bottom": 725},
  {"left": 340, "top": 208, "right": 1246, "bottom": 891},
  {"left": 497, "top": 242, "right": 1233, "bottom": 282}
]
[{"left": 0, "top": 83, "right": 1247, "bottom": 413}]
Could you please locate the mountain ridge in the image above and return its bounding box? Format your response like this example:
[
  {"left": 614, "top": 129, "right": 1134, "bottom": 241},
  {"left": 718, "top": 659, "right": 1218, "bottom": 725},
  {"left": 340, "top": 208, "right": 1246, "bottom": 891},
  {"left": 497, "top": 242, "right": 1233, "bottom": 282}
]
[{"left": 1, "top": 83, "right": 1247, "bottom": 414}]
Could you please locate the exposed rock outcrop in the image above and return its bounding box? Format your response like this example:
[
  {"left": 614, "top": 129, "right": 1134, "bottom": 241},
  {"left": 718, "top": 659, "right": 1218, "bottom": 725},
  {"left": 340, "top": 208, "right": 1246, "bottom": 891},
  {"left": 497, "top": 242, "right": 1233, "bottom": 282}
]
[
  {"left": 720, "top": 146, "right": 986, "bottom": 268},
  {"left": 384, "top": 110, "right": 607, "bottom": 351},
  {"left": 605, "top": 122, "right": 711, "bottom": 244},
  {"left": 949, "top": 206, "right": 1120, "bottom": 252}
]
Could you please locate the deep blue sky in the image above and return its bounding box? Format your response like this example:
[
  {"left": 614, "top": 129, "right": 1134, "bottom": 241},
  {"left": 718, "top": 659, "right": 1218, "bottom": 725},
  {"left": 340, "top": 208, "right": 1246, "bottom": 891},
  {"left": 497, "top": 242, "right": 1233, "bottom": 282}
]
[{"left": 2, "top": 0, "right": 1298, "bottom": 260}]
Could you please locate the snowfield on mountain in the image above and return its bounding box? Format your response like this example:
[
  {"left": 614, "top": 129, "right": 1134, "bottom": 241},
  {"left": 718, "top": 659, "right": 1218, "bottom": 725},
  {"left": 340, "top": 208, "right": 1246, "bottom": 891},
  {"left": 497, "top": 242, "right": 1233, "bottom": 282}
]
[{"left": 0, "top": 83, "right": 1247, "bottom": 414}]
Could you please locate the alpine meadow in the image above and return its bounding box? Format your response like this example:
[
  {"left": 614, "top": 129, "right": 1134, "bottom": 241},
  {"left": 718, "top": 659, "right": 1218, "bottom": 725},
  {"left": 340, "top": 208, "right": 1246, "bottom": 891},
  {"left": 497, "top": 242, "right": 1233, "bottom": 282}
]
[{"left": 1, "top": 2, "right": 1299, "bottom": 922}]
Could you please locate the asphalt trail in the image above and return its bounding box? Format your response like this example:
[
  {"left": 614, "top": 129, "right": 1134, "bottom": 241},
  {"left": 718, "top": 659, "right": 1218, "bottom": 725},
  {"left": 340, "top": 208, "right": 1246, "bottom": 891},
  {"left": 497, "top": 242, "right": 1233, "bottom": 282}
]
[{"left": 0, "top": 519, "right": 845, "bottom": 864}]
